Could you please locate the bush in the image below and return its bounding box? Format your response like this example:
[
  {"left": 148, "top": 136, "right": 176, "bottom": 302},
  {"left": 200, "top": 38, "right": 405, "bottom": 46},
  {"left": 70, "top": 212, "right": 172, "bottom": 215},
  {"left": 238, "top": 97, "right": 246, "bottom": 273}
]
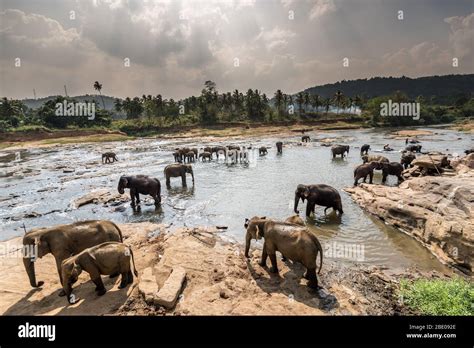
[{"left": 399, "top": 277, "right": 474, "bottom": 315}]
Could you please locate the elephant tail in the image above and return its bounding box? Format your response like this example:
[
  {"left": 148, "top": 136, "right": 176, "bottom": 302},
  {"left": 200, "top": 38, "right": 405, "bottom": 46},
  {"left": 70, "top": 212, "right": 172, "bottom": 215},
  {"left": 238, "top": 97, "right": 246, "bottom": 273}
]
[
  {"left": 109, "top": 221, "right": 124, "bottom": 243},
  {"left": 129, "top": 246, "right": 138, "bottom": 277},
  {"left": 308, "top": 233, "right": 323, "bottom": 274}
]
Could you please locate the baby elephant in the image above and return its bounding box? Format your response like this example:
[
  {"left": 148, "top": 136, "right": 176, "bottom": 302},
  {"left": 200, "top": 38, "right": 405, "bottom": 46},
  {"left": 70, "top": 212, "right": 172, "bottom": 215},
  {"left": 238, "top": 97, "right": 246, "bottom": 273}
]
[
  {"left": 61, "top": 242, "right": 138, "bottom": 304},
  {"left": 259, "top": 146, "right": 268, "bottom": 156},
  {"left": 302, "top": 135, "right": 310, "bottom": 142},
  {"left": 244, "top": 217, "right": 323, "bottom": 289},
  {"left": 354, "top": 161, "right": 381, "bottom": 186},
  {"left": 199, "top": 151, "right": 212, "bottom": 161},
  {"left": 102, "top": 152, "right": 118, "bottom": 164}
]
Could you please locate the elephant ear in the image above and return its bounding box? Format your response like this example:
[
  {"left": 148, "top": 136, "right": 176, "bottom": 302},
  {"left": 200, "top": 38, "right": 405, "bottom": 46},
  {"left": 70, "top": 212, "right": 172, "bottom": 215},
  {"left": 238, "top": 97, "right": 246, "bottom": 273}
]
[{"left": 244, "top": 218, "right": 250, "bottom": 229}]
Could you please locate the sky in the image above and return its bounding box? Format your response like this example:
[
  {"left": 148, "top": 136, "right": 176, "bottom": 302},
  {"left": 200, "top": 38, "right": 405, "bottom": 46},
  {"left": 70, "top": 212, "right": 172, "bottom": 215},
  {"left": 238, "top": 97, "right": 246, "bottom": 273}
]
[{"left": 0, "top": 0, "right": 473, "bottom": 100}]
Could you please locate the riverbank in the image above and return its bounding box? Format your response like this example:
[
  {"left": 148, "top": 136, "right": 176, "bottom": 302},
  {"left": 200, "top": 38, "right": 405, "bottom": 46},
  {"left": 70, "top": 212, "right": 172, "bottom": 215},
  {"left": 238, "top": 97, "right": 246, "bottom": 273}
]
[{"left": 0, "top": 221, "right": 454, "bottom": 315}]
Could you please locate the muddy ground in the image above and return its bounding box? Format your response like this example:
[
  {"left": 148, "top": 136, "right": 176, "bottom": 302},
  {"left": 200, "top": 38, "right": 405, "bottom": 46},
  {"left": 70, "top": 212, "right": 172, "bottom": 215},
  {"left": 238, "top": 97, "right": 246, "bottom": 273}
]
[{"left": 0, "top": 222, "right": 448, "bottom": 316}]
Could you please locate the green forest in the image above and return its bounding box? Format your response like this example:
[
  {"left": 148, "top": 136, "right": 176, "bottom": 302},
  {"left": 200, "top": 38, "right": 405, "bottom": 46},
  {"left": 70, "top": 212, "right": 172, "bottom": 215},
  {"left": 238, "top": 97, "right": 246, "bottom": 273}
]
[{"left": 1, "top": 74, "right": 473, "bottom": 134}]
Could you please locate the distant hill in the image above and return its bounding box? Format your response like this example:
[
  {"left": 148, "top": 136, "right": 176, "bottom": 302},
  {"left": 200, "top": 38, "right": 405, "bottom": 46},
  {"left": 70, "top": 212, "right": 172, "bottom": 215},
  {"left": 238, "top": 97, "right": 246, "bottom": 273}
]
[
  {"left": 22, "top": 94, "right": 117, "bottom": 111},
  {"left": 302, "top": 74, "right": 474, "bottom": 100}
]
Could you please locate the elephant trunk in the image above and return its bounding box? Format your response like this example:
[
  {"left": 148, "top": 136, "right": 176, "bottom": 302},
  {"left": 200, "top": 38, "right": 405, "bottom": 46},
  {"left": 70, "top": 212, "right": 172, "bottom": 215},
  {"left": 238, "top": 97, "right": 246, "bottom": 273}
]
[
  {"left": 294, "top": 193, "right": 301, "bottom": 214},
  {"left": 244, "top": 230, "right": 252, "bottom": 258},
  {"left": 23, "top": 257, "right": 39, "bottom": 288}
]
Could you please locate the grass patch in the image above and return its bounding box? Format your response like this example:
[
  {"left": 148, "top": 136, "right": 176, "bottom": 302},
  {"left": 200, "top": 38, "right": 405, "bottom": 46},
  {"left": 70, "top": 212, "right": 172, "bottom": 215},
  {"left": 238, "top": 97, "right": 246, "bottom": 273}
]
[{"left": 399, "top": 277, "right": 474, "bottom": 315}]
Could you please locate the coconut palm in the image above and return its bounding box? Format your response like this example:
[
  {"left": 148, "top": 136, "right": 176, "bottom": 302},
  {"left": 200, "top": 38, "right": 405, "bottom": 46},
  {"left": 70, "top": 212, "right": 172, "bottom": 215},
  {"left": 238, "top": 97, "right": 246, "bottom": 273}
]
[
  {"left": 333, "top": 90, "right": 344, "bottom": 114},
  {"left": 274, "top": 89, "right": 283, "bottom": 116},
  {"left": 93, "top": 81, "right": 106, "bottom": 109}
]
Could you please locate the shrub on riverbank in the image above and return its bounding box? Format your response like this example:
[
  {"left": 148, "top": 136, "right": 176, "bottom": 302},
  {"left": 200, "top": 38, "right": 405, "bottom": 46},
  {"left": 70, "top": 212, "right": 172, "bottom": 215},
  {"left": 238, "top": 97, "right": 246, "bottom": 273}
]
[{"left": 399, "top": 278, "right": 474, "bottom": 315}]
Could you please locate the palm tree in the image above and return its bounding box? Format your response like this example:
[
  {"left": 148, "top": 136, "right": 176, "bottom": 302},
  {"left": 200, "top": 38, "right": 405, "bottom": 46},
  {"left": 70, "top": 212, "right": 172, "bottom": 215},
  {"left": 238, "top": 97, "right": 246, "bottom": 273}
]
[
  {"left": 333, "top": 90, "right": 344, "bottom": 114},
  {"left": 311, "top": 94, "right": 322, "bottom": 113},
  {"left": 274, "top": 89, "right": 283, "bottom": 116},
  {"left": 296, "top": 92, "right": 304, "bottom": 115},
  {"left": 93, "top": 81, "right": 106, "bottom": 109},
  {"left": 114, "top": 98, "right": 122, "bottom": 113},
  {"left": 304, "top": 92, "right": 311, "bottom": 113},
  {"left": 324, "top": 98, "right": 331, "bottom": 115}
]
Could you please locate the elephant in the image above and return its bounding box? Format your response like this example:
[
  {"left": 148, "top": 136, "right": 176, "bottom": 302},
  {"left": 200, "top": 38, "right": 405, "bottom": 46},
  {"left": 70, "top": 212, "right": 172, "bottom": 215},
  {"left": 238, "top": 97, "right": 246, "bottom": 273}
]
[
  {"left": 406, "top": 138, "right": 420, "bottom": 144},
  {"left": 174, "top": 147, "right": 191, "bottom": 162},
  {"left": 117, "top": 175, "right": 161, "bottom": 208},
  {"left": 302, "top": 135, "right": 310, "bottom": 142},
  {"left": 199, "top": 151, "right": 212, "bottom": 161},
  {"left": 172, "top": 151, "right": 182, "bottom": 163},
  {"left": 294, "top": 184, "right": 343, "bottom": 217},
  {"left": 276, "top": 141, "right": 283, "bottom": 154},
  {"left": 331, "top": 145, "right": 350, "bottom": 158},
  {"left": 227, "top": 145, "right": 240, "bottom": 151},
  {"left": 361, "top": 154, "right": 389, "bottom": 164},
  {"left": 405, "top": 144, "right": 422, "bottom": 153},
  {"left": 61, "top": 242, "right": 138, "bottom": 304},
  {"left": 102, "top": 152, "right": 118, "bottom": 164},
  {"left": 360, "top": 144, "right": 370, "bottom": 155},
  {"left": 381, "top": 162, "right": 404, "bottom": 184},
  {"left": 185, "top": 151, "right": 195, "bottom": 163},
  {"left": 191, "top": 148, "right": 198, "bottom": 157},
  {"left": 211, "top": 146, "right": 227, "bottom": 159},
  {"left": 203, "top": 146, "right": 212, "bottom": 153},
  {"left": 164, "top": 163, "right": 194, "bottom": 188},
  {"left": 353, "top": 161, "right": 381, "bottom": 186},
  {"left": 464, "top": 149, "right": 474, "bottom": 155},
  {"left": 383, "top": 144, "right": 394, "bottom": 151},
  {"left": 259, "top": 146, "right": 268, "bottom": 156},
  {"left": 22, "top": 220, "right": 123, "bottom": 296},
  {"left": 244, "top": 217, "right": 323, "bottom": 289},
  {"left": 285, "top": 214, "right": 305, "bottom": 226},
  {"left": 401, "top": 151, "right": 416, "bottom": 169}
]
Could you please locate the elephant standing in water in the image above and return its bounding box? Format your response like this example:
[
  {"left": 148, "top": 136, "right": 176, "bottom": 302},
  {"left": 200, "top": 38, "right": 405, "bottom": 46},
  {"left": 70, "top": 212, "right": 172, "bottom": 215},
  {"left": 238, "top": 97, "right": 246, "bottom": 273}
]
[
  {"left": 118, "top": 175, "right": 161, "bottom": 208},
  {"left": 331, "top": 145, "right": 350, "bottom": 158},
  {"left": 259, "top": 147, "right": 268, "bottom": 156},
  {"left": 354, "top": 161, "right": 381, "bottom": 186},
  {"left": 401, "top": 151, "right": 416, "bottom": 169},
  {"left": 302, "top": 135, "right": 310, "bottom": 142},
  {"left": 102, "top": 152, "right": 118, "bottom": 164},
  {"left": 360, "top": 144, "right": 370, "bottom": 155},
  {"left": 22, "top": 220, "right": 123, "bottom": 296},
  {"left": 244, "top": 217, "right": 323, "bottom": 289},
  {"left": 276, "top": 141, "right": 283, "bottom": 154},
  {"left": 164, "top": 163, "right": 194, "bottom": 188},
  {"left": 361, "top": 154, "right": 389, "bottom": 164},
  {"left": 294, "top": 184, "right": 343, "bottom": 217}
]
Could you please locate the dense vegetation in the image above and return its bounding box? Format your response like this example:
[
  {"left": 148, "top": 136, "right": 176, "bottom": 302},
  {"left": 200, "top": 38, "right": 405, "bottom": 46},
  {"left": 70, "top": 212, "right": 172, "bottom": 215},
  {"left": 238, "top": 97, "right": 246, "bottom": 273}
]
[
  {"left": 399, "top": 278, "right": 473, "bottom": 316},
  {"left": 1, "top": 75, "right": 473, "bottom": 133}
]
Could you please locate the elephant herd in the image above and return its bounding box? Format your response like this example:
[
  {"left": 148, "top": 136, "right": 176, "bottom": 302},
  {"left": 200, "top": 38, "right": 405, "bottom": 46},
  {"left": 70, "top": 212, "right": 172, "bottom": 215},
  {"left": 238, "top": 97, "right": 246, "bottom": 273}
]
[{"left": 26, "top": 133, "right": 458, "bottom": 305}]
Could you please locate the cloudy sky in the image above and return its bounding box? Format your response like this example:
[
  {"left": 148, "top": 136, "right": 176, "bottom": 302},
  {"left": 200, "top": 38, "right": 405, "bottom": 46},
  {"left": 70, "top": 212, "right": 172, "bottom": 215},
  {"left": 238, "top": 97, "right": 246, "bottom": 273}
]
[{"left": 1, "top": 0, "right": 473, "bottom": 100}]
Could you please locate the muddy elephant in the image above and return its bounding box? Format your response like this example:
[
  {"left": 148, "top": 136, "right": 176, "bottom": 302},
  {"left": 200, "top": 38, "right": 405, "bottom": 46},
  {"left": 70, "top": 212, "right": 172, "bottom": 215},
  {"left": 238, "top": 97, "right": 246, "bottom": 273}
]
[
  {"left": 276, "top": 141, "right": 283, "bottom": 154},
  {"left": 164, "top": 163, "right": 194, "bottom": 188},
  {"left": 302, "top": 135, "right": 311, "bottom": 142},
  {"left": 259, "top": 146, "right": 268, "bottom": 156},
  {"left": 381, "top": 162, "right": 404, "bottom": 184},
  {"left": 294, "top": 184, "right": 343, "bottom": 217},
  {"left": 22, "top": 220, "right": 123, "bottom": 296},
  {"left": 405, "top": 144, "right": 422, "bottom": 153},
  {"left": 118, "top": 175, "right": 161, "bottom": 208},
  {"left": 401, "top": 151, "right": 416, "bottom": 169},
  {"left": 360, "top": 144, "right": 370, "bottom": 155},
  {"left": 199, "top": 151, "right": 212, "bottom": 161},
  {"left": 102, "top": 152, "right": 118, "bottom": 164},
  {"left": 354, "top": 161, "right": 381, "bottom": 186},
  {"left": 61, "top": 242, "right": 138, "bottom": 304},
  {"left": 361, "top": 154, "right": 389, "bottom": 164},
  {"left": 244, "top": 217, "right": 323, "bottom": 289},
  {"left": 331, "top": 145, "right": 350, "bottom": 158}
]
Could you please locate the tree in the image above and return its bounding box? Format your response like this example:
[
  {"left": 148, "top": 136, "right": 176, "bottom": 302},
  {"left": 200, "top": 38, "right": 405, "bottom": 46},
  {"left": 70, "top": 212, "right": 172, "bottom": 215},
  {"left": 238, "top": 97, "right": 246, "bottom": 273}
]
[
  {"left": 93, "top": 81, "right": 106, "bottom": 109},
  {"left": 333, "top": 90, "right": 344, "bottom": 114},
  {"left": 304, "top": 92, "right": 311, "bottom": 112},
  {"left": 274, "top": 89, "right": 283, "bottom": 116},
  {"left": 311, "top": 94, "right": 322, "bottom": 113},
  {"left": 296, "top": 92, "right": 304, "bottom": 115}
]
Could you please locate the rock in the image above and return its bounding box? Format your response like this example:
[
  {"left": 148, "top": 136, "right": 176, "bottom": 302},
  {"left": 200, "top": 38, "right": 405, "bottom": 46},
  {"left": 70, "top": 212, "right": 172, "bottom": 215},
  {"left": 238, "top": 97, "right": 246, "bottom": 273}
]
[
  {"left": 451, "top": 153, "right": 474, "bottom": 174},
  {"left": 72, "top": 189, "right": 124, "bottom": 208},
  {"left": 62, "top": 168, "right": 75, "bottom": 173},
  {"left": 345, "top": 169, "right": 474, "bottom": 274},
  {"left": 154, "top": 266, "right": 186, "bottom": 309},
  {"left": 138, "top": 267, "right": 158, "bottom": 304},
  {"left": 412, "top": 154, "right": 448, "bottom": 170}
]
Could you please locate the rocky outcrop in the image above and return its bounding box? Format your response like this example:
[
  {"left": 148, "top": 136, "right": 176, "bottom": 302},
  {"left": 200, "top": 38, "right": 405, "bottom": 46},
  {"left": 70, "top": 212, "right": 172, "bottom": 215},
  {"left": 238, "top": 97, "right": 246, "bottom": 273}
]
[{"left": 345, "top": 159, "right": 474, "bottom": 274}]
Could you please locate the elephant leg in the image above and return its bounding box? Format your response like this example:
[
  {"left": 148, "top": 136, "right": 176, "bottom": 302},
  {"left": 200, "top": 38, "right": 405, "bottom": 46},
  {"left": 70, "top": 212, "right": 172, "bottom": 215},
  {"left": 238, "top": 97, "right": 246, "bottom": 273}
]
[
  {"left": 324, "top": 207, "right": 329, "bottom": 215},
  {"left": 135, "top": 192, "right": 140, "bottom": 205},
  {"left": 166, "top": 176, "right": 171, "bottom": 188},
  {"left": 382, "top": 172, "right": 387, "bottom": 183},
  {"left": 259, "top": 243, "right": 268, "bottom": 267},
  {"left": 130, "top": 189, "right": 136, "bottom": 207},
  {"left": 181, "top": 174, "right": 187, "bottom": 187},
  {"left": 363, "top": 175, "right": 367, "bottom": 183},
  {"left": 118, "top": 273, "right": 128, "bottom": 289},
  {"left": 127, "top": 270, "right": 134, "bottom": 284},
  {"left": 306, "top": 268, "right": 318, "bottom": 289},
  {"left": 92, "top": 277, "right": 106, "bottom": 296},
  {"left": 305, "top": 203, "right": 312, "bottom": 217},
  {"left": 369, "top": 172, "right": 373, "bottom": 184},
  {"left": 55, "top": 258, "right": 67, "bottom": 296},
  {"left": 269, "top": 254, "right": 279, "bottom": 274}
]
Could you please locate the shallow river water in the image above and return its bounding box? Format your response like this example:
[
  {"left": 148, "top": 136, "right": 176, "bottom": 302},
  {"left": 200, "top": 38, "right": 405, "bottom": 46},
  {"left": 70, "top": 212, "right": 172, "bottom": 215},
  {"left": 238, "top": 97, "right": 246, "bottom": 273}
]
[{"left": 1, "top": 127, "right": 471, "bottom": 272}]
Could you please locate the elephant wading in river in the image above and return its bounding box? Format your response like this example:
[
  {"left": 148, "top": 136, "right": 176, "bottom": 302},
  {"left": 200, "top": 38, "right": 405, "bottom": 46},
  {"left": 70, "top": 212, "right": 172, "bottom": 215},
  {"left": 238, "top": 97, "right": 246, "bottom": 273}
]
[
  {"left": 276, "top": 141, "right": 283, "bottom": 154},
  {"left": 102, "top": 152, "right": 118, "bottom": 164},
  {"left": 361, "top": 154, "right": 389, "bottom": 164},
  {"left": 259, "top": 147, "right": 268, "bottom": 156},
  {"left": 401, "top": 151, "right": 416, "bottom": 169},
  {"left": 354, "top": 161, "right": 381, "bottom": 186},
  {"left": 405, "top": 144, "right": 422, "bottom": 153},
  {"left": 118, "top": 175, "right": 161, "bottom": 208},
  {"left": 61, "top": 242, "right": 138, "bottom": 304},
  {"left": 360, "top": 144, "right": 370, "bottom": 155},
  {"left": 244, "top": 217, "right": 323, "bottom": 289},
  {"left": 294, "top": 184, "right": 343, "bottom": 217},
  {"left": 164, "top": 163, "right": 194, "bottom": 188},
  {"left": 22, "top": 220, "right": 123, "bottom": 296},
  {"left": 199, "top": 151, "right": 212, "bottom": 161},
  {"left": 331, "top": 145, "right": 350, "bottom": 158}
]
